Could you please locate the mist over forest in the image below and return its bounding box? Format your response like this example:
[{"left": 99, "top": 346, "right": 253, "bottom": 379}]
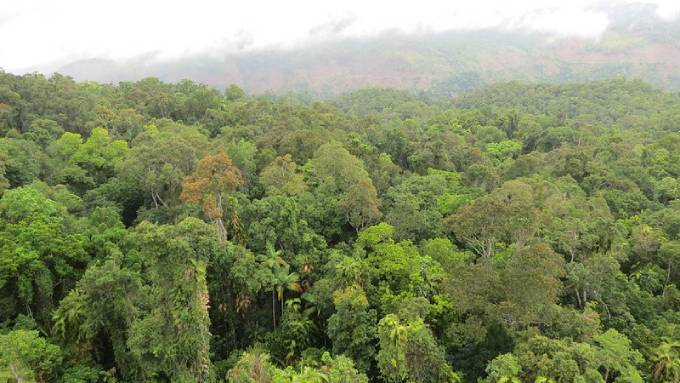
[{"left": 47, "top": 4, "right": 680, "bottom": 95}]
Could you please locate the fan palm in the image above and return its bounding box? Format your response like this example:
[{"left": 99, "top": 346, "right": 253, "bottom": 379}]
[{"left": 652, "top": 339, "right": 680, "bottom": 383}]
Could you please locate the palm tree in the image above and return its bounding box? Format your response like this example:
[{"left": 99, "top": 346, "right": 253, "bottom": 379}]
[
  {"left": 262, "top": 244, "right": 301, "bottom": 328},
  {"left": 272, "top": 263, "right": 301, "bottom": 316},
  {"left": 652, "top": 339, "right": 680, "bottom": 382},
  {"left": 291, "top": 367, "right": 327, "bottom": 383}
]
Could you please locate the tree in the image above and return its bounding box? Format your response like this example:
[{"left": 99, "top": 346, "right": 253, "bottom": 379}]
[
  {"left": 567, "top": 253, "right": 625, "bottom": 315},
  {"left": 593, "top": 329, "right": 644, "bottom": 382},
  {"left": 225, "top": 84, "right": 245, "bottom": 101},
  {"left": 422, "top": 238, "right": 467, "bottom": 270},
  {"left": 48, "top": 128, "right": 128, "bottom": 192},
  {"left": 181, "top": 152, "right": 243, "bottom": 242},
  {"left": 310, "top": 141, "right": 382, "bottom": 232},
  {"left": 241, "top": 195, "right": 324, "bottom": 256},
  {"left": 279, "top": 129, "right": 329, "bottom": 164},
  {"left": 227, "top": 350, "right": 278, "bottom": 383},
  {"left": 497, "top": 242, "right": 566, "bottom": 330},
  {"left": 651, "top": 339, "right": 680, "bottom": 383},
  {"left": 377, "top": 314, "right": 461, "bottom": 383},
  {"left": 0, "top": 185, "right": 88, "bottom": 328},
  {"left": 0, "top": 329, "right": 62, "bottom": 383},
  {"left": 355, "top": 223, "right": 444, "bottom": 307},
  {"left": 483, "top": 353, "right": 521, "bottom": 383},
  {"left": 266, "top": 298, "right": 315, "bottom": 363},
  {"left": 227, "top": 350, "right": 368, "bottom": 383},
  {"left": 70, "top": 127, "right": 129, "bottom": 186},
  {"left": 174, "top": 79, "right": 222, "bottom": 123},
  {"left": 119, "top": 77, "right": 177, "bottom": 119},
  {"left": 24, "top": 118, "right": 63, "bottom": 148},
  {"left": 338, "top": 178, "right": 382, "bottom": 232},
  {"left": 383, "top": 170, "right": 465, "bottom": 241},
  {"left": 317, "top": 352, "right": 369, "bottom": 383},
  {"left": 448, "top": 180, "right": 537, "bottom": 258},
  {"left": 223, "top": 139, "right": 258, "bottom": 190},
  {"left": 656, "top": 241, "right": 680, "bottom": 297},
  {"left": 90, "top": 107, "right": 145, "bottom": 141},
  {"left": 0, "top": 137, "right": 43, "bottom": 188},
  {"left": 485, "top": 140, "right": 522, "bottom": 163},
  {"left": 260, "top": 154, "right": 306, "bottom": 196},
  {"left": 53, "top": 259, "right": 145, "bottom": 381},
  {"left": 442, "top": 242, "right": 566, "bottom": 343},
  {"left": 261, "top": 245, "right": 302, "bottom": 328},
  {"left": 127, "top": 218, "right": 217, "bottom": 382},
  {"left": 327, "top": 285, "right": 377, "bottom": 371},
  {"left": 118, "top": 127, "right": 197, "bottom": 209},
  {"left": 496, "top": 331, "right": 643, "bottom": 383}
]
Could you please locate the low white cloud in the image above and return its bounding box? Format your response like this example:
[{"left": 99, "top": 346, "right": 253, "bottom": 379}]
[{"left": 0, "top": 0, "right": 677, "bottom": 72}]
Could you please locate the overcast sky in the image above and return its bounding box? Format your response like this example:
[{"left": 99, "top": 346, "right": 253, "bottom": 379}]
[{"left": 1, "top": 0, "right": 678, "bottom": 72}]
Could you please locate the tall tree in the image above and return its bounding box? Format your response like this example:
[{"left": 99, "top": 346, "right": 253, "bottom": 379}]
[
  {"left": 377, "top": 313, "right": 461, "bottom": 383},
  {"left": 127, "top": 218, "right": 217, "bottom": 382},
  {"left": 0, "top": 185, "right": 88, "bottom": 328},
  {"left": 181, "top": 152, "right": 243, "bottom": 242},
  {"left": 0, "top": 329, "right": 62, "bottom": 383},
  {"left": 118, "top": 126, "right": 197, "bottom": 209},
  {"left": 327, "top": 285, "right": 377, "bottom": 372},
  {"left": 310, "top": 141, "right": 382, "bottom": 232}
]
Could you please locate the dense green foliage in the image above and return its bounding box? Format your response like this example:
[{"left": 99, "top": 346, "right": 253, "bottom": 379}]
[{"left": 1, "top": 71, "right": 680, "bottom": 382}]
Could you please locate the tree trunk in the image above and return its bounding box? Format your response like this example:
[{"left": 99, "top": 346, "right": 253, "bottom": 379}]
[
  {"left": 663, "top": 259, "right": 671, "bottom": 297},
  {"left": 214, "top": 218, "right": 227, "bottom": 243},
  {"left": 10, "top": 361, "right": 23, "bottom": 383},
  {"left": 154, "top": 191, "right": 168, "bottom": 207},
  {"left": 272, "top": 290, "right": 276, "bottom": 328}
]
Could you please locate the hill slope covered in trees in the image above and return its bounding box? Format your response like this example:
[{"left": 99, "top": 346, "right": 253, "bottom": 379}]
[{"left": 47, "top": 6, "right": 680, "bottom": 96}]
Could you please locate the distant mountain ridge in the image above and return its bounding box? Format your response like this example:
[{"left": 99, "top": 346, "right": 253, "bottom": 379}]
[{"left": 54, "top": 5, "right": 680, "bottom": 96}]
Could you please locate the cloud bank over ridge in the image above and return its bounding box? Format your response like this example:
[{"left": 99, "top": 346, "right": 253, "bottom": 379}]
[{"left": 2, "top": 0, "right": 679, "bottom": 73}]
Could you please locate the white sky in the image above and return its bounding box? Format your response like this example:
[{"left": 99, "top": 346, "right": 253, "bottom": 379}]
[{"left": 1, "top": 0, "right": 679, "bottom": 72}]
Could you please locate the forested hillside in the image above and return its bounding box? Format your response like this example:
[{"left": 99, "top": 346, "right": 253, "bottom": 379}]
[
  {"left": 53, "top": 7, "right": 680, "bottom": 96},
  {"left": 1, "top": 71, "right": 680, "bottom": 383}
]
